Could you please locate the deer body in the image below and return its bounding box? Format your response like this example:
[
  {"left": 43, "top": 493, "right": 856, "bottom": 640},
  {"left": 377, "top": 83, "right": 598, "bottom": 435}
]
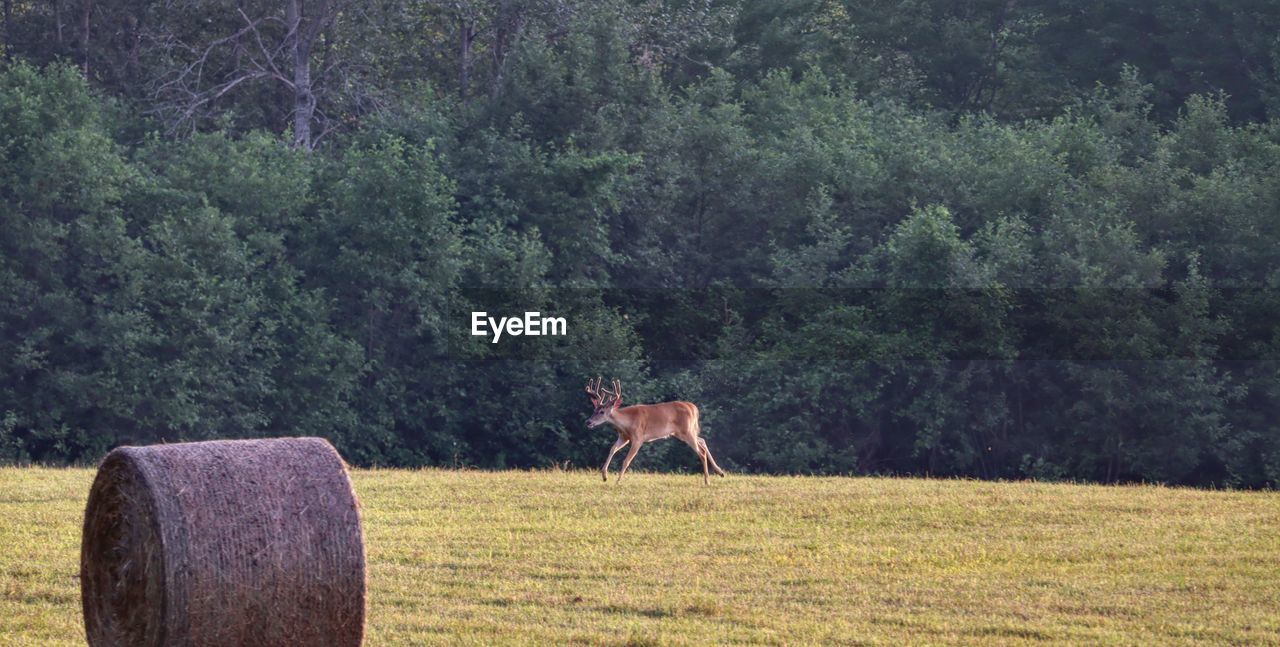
[{"left": 586, "top": 378, "right": 727, "bottom": 484}]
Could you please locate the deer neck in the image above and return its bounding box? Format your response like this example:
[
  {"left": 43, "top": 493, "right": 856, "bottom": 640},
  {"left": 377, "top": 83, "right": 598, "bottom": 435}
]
[{"left": 606, "top": 406, "right": 637, "bottom": 435}]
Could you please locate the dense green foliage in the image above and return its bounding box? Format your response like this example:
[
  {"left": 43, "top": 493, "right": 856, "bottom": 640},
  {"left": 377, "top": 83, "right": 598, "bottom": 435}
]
[{"left": 2, "top": 1, "right": 1280, "bottom": 486}]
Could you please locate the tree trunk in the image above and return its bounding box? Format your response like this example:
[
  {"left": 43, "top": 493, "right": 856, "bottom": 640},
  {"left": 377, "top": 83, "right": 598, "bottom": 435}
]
[
  {"left": 126, "top": 14, "right": 142, "bottom": 82},
  {"left": 55, "top": 0, "right": 64, "bottom": 48},
  {"left": 293, "top": 49, "right": 315, "bottom": 150},
  {"left": 287, "top": 0, "right": 315, "bottom": 150},
  {"left": 80, "top": 0, "right": 91, "bottom": 74},
  {"left": 490, "top": 12, "right": 528, "bottom": 99},
  {"left": 459, "top": 22, "right": 473, "bottom": 100},
  {"left": 3, "top": 0, "right": 12, "bottom": 60}
]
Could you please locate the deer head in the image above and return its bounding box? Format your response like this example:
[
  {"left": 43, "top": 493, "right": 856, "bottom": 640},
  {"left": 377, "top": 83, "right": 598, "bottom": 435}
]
[{"left": 585, "top": 376, "right": 622, "bottom": 428}]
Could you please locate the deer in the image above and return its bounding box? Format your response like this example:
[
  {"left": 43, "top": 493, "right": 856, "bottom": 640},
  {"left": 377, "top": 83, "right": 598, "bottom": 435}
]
[{"left": 585, "top": 377, "right": 727, "bottom": 484}]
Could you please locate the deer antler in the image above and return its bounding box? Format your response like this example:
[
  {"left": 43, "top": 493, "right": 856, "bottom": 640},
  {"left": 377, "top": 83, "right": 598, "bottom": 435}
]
[
  {"left": 585, "top": 376, "right": 604, "bottom": 406},
  {"left": 586, "top": 376, "right": 621, "bottom": 408}
]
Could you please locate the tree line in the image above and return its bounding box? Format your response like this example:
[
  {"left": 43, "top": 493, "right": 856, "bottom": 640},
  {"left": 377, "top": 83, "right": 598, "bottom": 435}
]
[{"left": 2, "top": 1, "right": 1279, "bottom": 486}]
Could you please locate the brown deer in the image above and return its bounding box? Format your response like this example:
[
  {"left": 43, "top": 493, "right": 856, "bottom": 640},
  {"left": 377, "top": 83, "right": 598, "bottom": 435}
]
[{"left": 585, "top": 377, "right": 727, "bottom": 484}]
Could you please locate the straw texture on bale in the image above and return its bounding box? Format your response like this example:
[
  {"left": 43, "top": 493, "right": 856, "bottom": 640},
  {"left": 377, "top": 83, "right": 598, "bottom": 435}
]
[{"left": 80, "top": 437, "right": 366, "bottom": 647}]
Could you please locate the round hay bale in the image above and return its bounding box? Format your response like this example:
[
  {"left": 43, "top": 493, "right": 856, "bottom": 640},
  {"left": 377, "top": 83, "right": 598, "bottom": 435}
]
[{"left": 80, "top": 437, "right": 366, "bottom": 647}]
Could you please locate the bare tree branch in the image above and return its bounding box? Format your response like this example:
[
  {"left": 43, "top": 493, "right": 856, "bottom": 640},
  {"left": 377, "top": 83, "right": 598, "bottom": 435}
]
[{"left": 144, "top": 1, "right": 354, "bottom": 150}]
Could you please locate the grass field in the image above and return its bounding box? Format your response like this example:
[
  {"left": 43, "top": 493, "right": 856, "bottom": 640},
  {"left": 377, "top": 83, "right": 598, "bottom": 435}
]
[{"left": 2, "top": 468, "right": 1278, "bottom": 645}]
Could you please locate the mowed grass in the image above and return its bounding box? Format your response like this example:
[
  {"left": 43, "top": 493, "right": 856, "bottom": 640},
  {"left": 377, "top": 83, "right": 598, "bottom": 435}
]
[{"left": 1, "top": 468, "right": 1278, "bottom": 645}]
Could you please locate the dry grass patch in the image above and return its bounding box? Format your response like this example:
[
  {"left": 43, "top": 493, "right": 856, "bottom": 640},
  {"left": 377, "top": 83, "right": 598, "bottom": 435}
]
[{"left": 1, "top": 467, "right": 1277, "bottom": 645}]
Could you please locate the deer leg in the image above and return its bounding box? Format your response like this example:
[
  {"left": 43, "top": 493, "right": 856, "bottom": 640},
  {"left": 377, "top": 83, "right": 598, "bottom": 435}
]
[
  {"left": 601, "top": 437, "right": 628, "bottom": 482},
  {"left": 684, "top": 436, "right": 710, "bottom": 484},
  {"left": 698, "top": 438, "right": 727, "bottom": 477},
  {"left": 699, "top": 443, "right": 710, "bottom": 485},
  {"left": 616, "top": 441, "right": 643, "bottom": 483}
]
